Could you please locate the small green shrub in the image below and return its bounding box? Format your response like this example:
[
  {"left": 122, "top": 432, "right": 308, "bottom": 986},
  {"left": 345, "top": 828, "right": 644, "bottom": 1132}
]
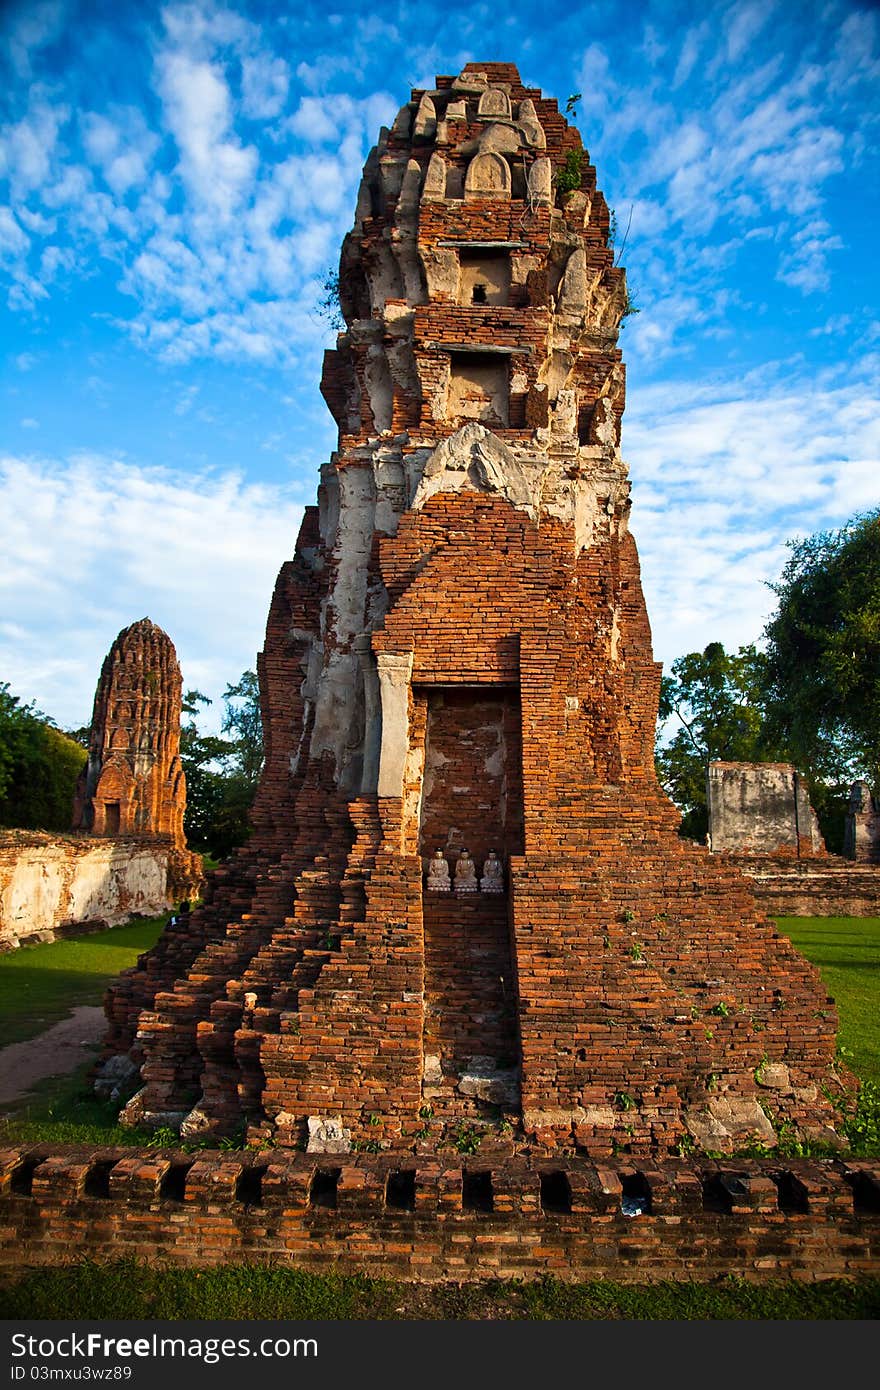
[
  {"left": 554, "top": 148, "right": 586, "bottom": 197},
  {"left": 452, "top": 1123, "right": 482, "bottom": 1155},
  {"left": 843, "top": 1080, "right": 880, "bottom": 1154}
]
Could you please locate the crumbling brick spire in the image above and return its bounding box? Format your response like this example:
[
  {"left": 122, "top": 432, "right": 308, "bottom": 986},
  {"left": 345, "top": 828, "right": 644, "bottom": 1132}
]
[
  {"left": 109, "top": 65, "right": 849, "bottom": 1160},
  {"left": 73, "top": 617, "right": 188, "bottom": 846}
]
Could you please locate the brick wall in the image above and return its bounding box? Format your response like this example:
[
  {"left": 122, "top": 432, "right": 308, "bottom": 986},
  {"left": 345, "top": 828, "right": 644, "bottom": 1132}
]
[{"left": 1, "top": 1146, "right": 877, "bottom": 1283}]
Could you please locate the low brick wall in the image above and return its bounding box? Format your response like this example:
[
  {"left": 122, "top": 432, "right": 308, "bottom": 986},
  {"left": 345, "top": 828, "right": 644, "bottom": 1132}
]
[
  {"left": 2, "top": 1147, "right": 878, "bottom": 1283},
  {"left": 739, "top": 858, "right": 880, "bottom": 917}
]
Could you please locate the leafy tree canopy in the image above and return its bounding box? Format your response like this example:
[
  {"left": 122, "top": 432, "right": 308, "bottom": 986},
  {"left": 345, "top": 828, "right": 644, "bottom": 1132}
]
[
  {"left": 0, "top": 682, "right": 87, "bottom": 832},
  {"left": 656, "top": 642, "right": 779, "bottom": 842},
  {"left": 762, "top": 509, "right": 880, "bottom": 792},
  {"left": 180, "top": 672, "right": 263, "bottom": 860}
]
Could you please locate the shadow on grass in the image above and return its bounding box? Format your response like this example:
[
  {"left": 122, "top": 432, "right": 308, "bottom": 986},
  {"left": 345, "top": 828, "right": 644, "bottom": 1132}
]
[{"left": 0, "top": 1059, "right": 154, "bottom": 1147}]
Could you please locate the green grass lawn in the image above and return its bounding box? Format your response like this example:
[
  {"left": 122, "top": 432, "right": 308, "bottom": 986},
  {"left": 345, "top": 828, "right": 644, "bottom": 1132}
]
[
  {"left": 775, "top": 916, "right": 880, "bottom": 1084},
  {"left": 0, "top": 914, "right": 169, "bottom": 1049},
  {"left": 0, "top": 1262, "right": 877, "bottom": 1320}
]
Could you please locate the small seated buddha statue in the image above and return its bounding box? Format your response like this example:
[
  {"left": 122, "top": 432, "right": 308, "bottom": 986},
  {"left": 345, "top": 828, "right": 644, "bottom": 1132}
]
[
  {"left": 480, "top": 849, "right": 504, "bottom": 893},
  {"left": 454, "top": 847, "right": 478, "bottom": 893},
  {"left": 426, "top": 848, "right": 451, "bottom": 892}
]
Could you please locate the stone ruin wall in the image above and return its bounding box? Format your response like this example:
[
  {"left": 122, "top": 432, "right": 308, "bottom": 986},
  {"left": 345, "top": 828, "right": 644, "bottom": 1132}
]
[
  {"left": 707, "top": 761, "right": 880, "bottom": 917},
  {"left": 1, "top": 619, "right": 201, "bottom": 949},
  {"left": 100, "top": 63, "right": 851, "bottom": 1166},
  {"left": 0, "top": 833, "right": 188, "bottom": 950},
  {"left": 845, "top": 782, "right": 880, "bottom": 864},
  {"left": 707, "top": 762, "right": 826, "bottom": 858}
]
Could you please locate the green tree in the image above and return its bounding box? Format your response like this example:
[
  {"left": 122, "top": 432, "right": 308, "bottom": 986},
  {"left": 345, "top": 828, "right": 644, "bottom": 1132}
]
[
  {"left": 762, "top": 509, "right": 880, "bottom": 795},
  {"left": 179, "top": 690, "right": 232, "bottom": 855},
  {"left": 179, "top": 672, "right": 264, "bottom": 860},
  {"left": 0, "top": 683, "right": 87, "bottom": 831},
  {"left": 221, "top": 670, "right": 264, "bottom": 784},
  {"left": 656, "top": 642, "right": 779, "bottom": 841}
]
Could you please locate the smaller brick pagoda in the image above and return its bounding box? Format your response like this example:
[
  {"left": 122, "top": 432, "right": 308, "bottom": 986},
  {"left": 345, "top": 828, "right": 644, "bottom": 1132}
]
[{"left": 72, "top": 618, "right": 202, "bottom": 893}]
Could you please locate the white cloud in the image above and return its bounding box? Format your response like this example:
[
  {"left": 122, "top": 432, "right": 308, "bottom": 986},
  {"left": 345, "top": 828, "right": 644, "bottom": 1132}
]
[
  {"left": 0, "top": 451, "right": 304, "bottom": 727},
  {"left": 573, "top": 1, "right": 873, "bottom": 351},
  {"left": 2, "top": 0, "right": 64, "bottom": 80},
  {"left": 0, "top": 91, "right": 69, "bottom": 197},
  {"left": 241, "top": 52, "right": 290, "bottom": 120},
  {"left": 81, "top": 108, "right": 159, "bottom": 195},
  {"left": 0, "top": 206, "right": 29, "bottom": 260},
  {"left": 625, "top": 361, "right": 880, "bottom": 668},
  {"left": 157, "top": 51, "right": 258, "bottom": 218}
]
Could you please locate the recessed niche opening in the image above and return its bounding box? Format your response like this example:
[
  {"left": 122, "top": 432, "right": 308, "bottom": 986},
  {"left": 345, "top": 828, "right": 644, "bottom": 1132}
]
[
  {"left": 10, "top": 1158, "right": 42, "bottom": 1196},
  {"left": 447, "top": 353, "right": 509, "bottom": 427},
  {"left": 848, "top": 1171, "right": 880, "bottom": 1214},
  {"left": 417, "top": 686, "right": 523, "bottom": 1118},
  {"left": 160, "top": 1162, "right": 192, "bottom": 1203},
  {"left": 540, "top": 1170, "right": 572, "bottom": 1214},
  {"left": 235, "top": 1165, "right": 266, "bottom": 1207},
  {"left": 309, "top": 1167, "right": 340, "bottom": 1209},
  {"left": 620, "top": 1172, "right": 652, "bottom": 1217},
  {"left": 386, "top": 1169, "right": 416, "bottom": 1210},
  {"left": 458, "top": 251, "right": 511, "bottom": 306},
  {"left": 84, "top": 1161, "right": 114, "bottom": 1199},
  {"left": 773, "top": 1171, "right": 809, "bottom": 1214},
  {"left": 462, "top": 1170, "right": 494, "bottom": 1212},
  {"left": 701, "top": 1172, "right": 743, "bottom": 1214}
]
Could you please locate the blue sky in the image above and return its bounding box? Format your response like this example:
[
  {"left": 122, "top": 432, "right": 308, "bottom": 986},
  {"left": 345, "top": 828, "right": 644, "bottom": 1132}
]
[{"left": 1, "top": 0, "right": 878, "bottom": 732}]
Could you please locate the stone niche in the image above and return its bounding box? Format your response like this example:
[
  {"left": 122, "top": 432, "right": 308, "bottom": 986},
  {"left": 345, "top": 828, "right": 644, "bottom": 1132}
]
[
  {"left": 417, "top": 687, "right": 523, "bottom": 863},
  {"left": 447, "top": 353, "right": 509, "bottom": 426},
  {"left": 457, "top": 250, "right": 512, "bottom": 306},
  {"left": 707, "top": 761, "right": 825, "bottom": 857},
  {"left": 464, "top": 151, "right": 511, "bottom": 199}
]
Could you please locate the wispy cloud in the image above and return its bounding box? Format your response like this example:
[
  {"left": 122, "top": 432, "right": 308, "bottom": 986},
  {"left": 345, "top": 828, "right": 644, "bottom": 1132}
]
[
  {"left": 0, "top": 450, "right": 304, "bottom": 724},
  {"left": 626, "top": 357, "right": 880, "bottom": 665},
  {"left": 0, "top": 0, "right": 396, "bottom": 363},
  {"left": 574, "top": 0, "right": 876, "bottom": 364}
]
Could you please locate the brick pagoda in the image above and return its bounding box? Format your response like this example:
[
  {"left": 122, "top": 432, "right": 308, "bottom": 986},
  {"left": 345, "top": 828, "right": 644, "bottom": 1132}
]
[
  {"left": 73, "top": 618, "right": 202, "bottom": 887},
  {"left": 106, "top": 64, "right": 846, "bottom": 1158}
]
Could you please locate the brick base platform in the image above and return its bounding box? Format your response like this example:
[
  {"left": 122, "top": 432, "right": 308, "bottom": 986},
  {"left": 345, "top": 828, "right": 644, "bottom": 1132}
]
[{"left": 2, "top": 1146, "right": 878, "bottom": 1283}]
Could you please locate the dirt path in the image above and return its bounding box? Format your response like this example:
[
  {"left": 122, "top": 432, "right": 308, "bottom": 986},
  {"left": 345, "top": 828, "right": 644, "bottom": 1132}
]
[{"left": 0, "top": 1006, "right": 106, "bottom": 1105}]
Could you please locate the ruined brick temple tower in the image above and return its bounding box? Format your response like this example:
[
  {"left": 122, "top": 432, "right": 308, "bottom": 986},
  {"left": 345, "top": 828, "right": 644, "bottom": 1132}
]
[
  {"left": 74, "top": 619, "right": 187, "bottom": 842},
  {"left": 73, "top": 619, "right": 202, "bottom": 886},
  {"left": 107, "top": 64, "right": 845, "bottom": 1157}
]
